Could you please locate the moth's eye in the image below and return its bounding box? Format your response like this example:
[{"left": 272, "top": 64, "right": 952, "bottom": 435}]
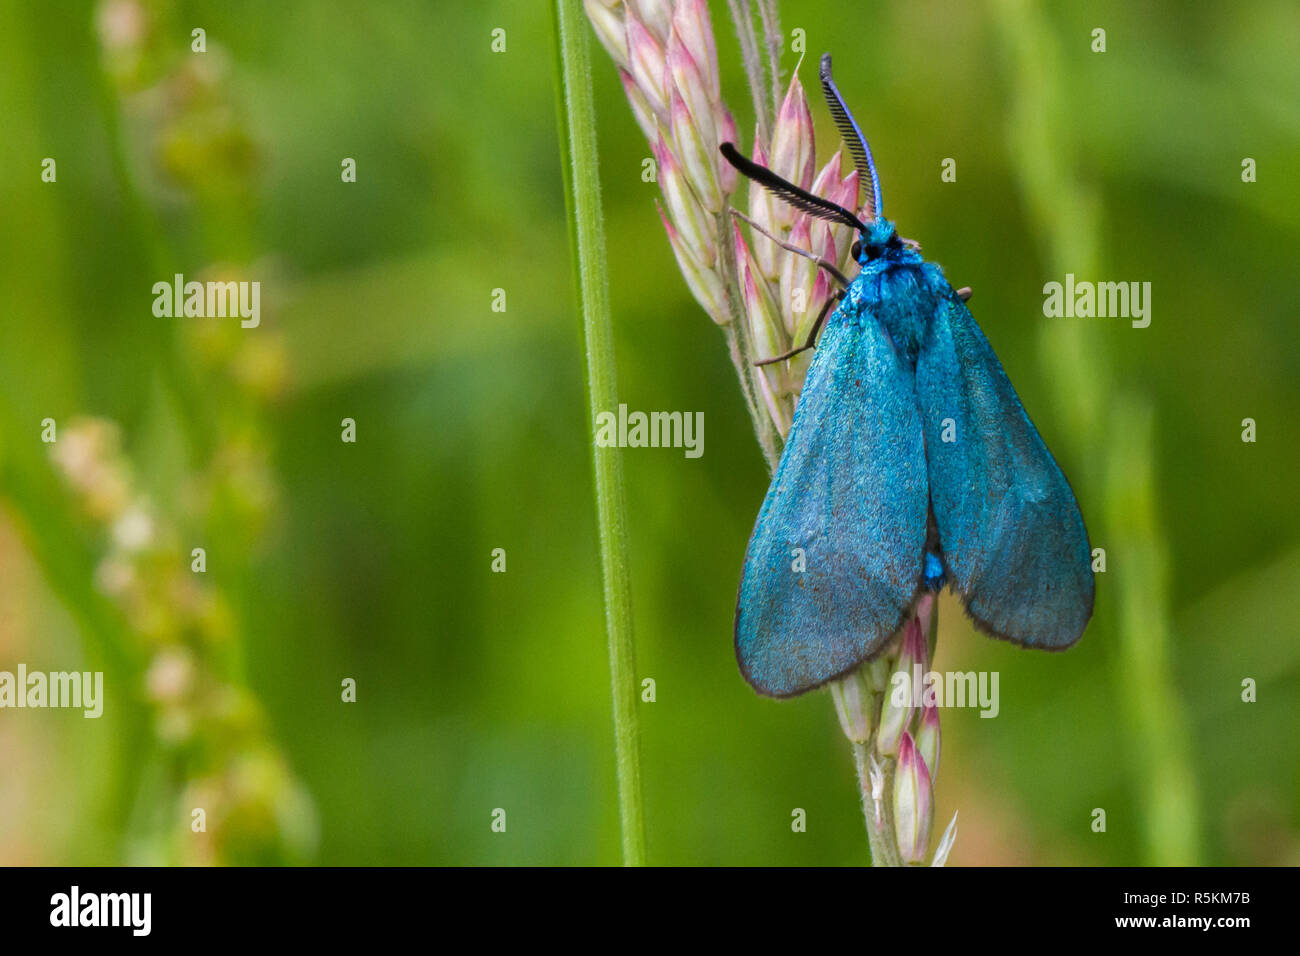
[{"left": 851, "top": 240, "right": 862, "bottom": 259}]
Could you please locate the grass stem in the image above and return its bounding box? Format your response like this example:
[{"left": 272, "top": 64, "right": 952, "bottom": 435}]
[{"left": 551, "top": 0, "right": 647, "bottom": 866}]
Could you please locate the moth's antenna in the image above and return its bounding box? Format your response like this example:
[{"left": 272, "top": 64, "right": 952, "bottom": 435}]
[
  {"left": 819, "top": 53, "right": 882, "bottom": 221},
  {"left": 719, "top": 143, "right": 867, "bottom": 234}
]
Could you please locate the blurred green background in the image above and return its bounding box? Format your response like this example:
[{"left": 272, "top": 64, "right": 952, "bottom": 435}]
[{"left": 0, "top": 0, "right": 1296, "bottom": 865}]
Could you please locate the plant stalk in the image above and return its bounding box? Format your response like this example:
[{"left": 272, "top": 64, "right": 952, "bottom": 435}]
[
  {"left": 853, "top": 743, "right": 901, "bottom": 866},
  {"left": 728, "top": 0, "right": 772, "bottom": 144},
  {"left": 717, "top": 209, "right": 783, "bottom": 471},
  {"left": 552, "top": 0, "right": 647, "bottom": 866}
]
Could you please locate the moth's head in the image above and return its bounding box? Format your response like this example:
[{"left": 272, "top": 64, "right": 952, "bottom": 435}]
[{"left": 852, "top": 218, "right": 901, "bottom": 264}]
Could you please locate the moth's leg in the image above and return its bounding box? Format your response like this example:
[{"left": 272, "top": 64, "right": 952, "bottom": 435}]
[
  {"left": 754, "top": 290, "right": 845, "bottom": 366},
  {"left": 730, "top": 208, "right": 851, "bottom": 289},
  {"left": 956, "top": 286, "right": 972, "bottom": 302}
]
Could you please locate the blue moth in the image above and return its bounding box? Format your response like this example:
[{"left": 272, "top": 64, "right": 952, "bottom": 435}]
[{"left": 727, "top": 54, "right": 1094, "bottom": 698}]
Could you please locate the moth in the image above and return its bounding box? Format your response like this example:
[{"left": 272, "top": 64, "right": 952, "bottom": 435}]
[{"left": 728, "top": 54, "right": 1094, "bottom": 698}]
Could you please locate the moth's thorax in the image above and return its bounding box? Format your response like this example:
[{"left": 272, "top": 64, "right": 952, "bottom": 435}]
[{"left": 840, "top": 244, "right": 948, "bottom": 365}]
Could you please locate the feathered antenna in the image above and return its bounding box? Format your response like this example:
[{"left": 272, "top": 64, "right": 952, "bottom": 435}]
[
  {"left": 719, "top": 142, "right": 867, "bottom": 234},
  {"left": 819, "top": 53, "right": 882, "bottom": 221}
]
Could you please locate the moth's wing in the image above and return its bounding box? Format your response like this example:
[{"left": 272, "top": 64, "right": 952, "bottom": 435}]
[
  {"left": 915, "top": 293, "right": 1094, "bottom": 648},
  {"left": 735, "top": 313, "right": 929, "bottom": 697}
]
